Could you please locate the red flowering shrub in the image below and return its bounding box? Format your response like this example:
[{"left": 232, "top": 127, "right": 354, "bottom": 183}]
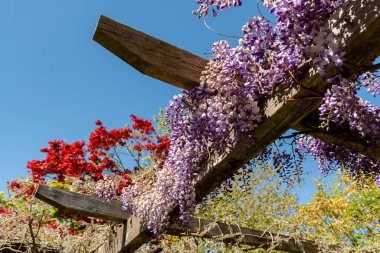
[
  {"left": 27, "top": 140, "right": 94, "bottom": 182},
  {"left": 116, "top": 174, "right": 133, "bottom": 195},
  {"left": 26, "top": 114, "right": 170, "bottom": 185},
  {"left": 131, "top": 115, "right": 155, "bottom": 135},
  {"left": 0, "top": 114, "right": 171, "bottom": 245},
  {"left": 145, "top": 135, "right": 170, "bottom": 168}
]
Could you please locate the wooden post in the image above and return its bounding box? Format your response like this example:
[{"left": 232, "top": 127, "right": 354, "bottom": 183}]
[
  {"left": 91, "top": 0, "right": 380, "bottom": 251},
  {"left": 35, "top": 183, "right": 129, "bottom": 222},
  {"left": 35, "top": 185, "right": 341, "bottom": 253}
]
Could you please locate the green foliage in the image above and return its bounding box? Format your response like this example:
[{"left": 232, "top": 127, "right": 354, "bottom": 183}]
[
  {"left": 294, "top": 172, "right": 380, "bottom": 250},
  {"left": 153, "top": 108, "right": 171, "bottom": 137},
  {"left": 146, "top": 167, "right": 380, "bottom": 252},
  {"left": 145, "top": 162, "right": 300, "bottom": 252},
  {"left": 196, "top": 164, "right": 299, "bottom": 233}
]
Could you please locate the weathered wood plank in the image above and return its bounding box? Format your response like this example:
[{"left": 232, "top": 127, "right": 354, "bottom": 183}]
[
  {"left": 35, "top": 185, "right": 151, "bottom": 253},
  {"left": 35, "top": 185, "right": 129, "bottom": 223},
  {"left": 93, "top": 13, "right": 380, "bottom": 162},
  {"left": 91, "top": 224, "right": 126, "bottom": 253},
  {"left": 92, "top": 1, "right": 380, "bottom": 251},
  {"left": 35, "top": 186, "right": 340, "bottom": 253},
  {"left": 169, "top": 217, "right": 341, "bottom": 253},
  {"left": 194, "top": 0, "right": 380, "bottom": 200},
  {"left": 122, "top": 216, "right": 151, "bottom": 253},
  {"left": 93, "top": 15, "right": 208, "bottom": 90}
]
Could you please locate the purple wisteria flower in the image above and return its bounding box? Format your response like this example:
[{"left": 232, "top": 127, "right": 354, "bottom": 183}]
[
  {"left": 194, "top": 0, "right": 242, "bottom": 16},
  {"left": 120, "top": 0, "right": 380, "bottom": 234},
  {"left": 297, "top": 136, "right": 380, "bottom": 180},
  {"left": 319, "top": 78, "right": 380, "bottom": 144},
  {"left": 96, "top": 179, "right": 118, "bottom": 202}
]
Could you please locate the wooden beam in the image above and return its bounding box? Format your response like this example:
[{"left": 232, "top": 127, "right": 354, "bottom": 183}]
[
  {"left": 92, "top": 1, "right": 380, "bottom": 251},
  {"left": 93, "top": 12, "right": 380, "bottom": 162},
  {"left": 169, "top": 217, "right": 341, "bottom": 253},
  {"left": 35, "top": 185, "right": 129, "bottom": 223},
  {"left": 35, "top": 186, "right": 341, "bottom": 253},
  {"left": 35, "top": 185, "right": 151, "bottom": 253},
  {"left": 194, "top": 0, "right": 380, "bottom": 200},
  {"left": 90, "top": 224, "right": 126, "bottom": 253},
  {"left": 93, "top": 15, "right": 208, "bottom": 90}
]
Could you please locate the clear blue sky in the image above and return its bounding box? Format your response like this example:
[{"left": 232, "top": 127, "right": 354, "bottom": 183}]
[
  {"left": 0, "top": 1, "right": 378, "bottom": 202},
  {"left": 0, "top": 0, "right": 264, "bottom": 193}
]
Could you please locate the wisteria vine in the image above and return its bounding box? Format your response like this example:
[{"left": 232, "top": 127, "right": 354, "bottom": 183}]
[{"left": 117, "top": 0, "right": 380, "bottom": 233}]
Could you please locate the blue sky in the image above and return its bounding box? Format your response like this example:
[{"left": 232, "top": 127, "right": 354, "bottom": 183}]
[
  {"left": 0, "top": 0, "right": 263, "bottom": 193},
  {"left": 0, "top": 1, "right": 378, "bottom": 203}
]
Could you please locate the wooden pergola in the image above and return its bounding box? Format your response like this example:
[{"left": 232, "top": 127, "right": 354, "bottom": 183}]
[{"left": 32, "top": 0, "right": 380, "bottom": 252}]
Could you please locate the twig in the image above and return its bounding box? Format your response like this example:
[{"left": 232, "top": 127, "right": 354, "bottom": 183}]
[
  {"left": 256, "top": 0, "right": 276, "bottom": 25},
  {"left": 112, "top": 147, "right": 126, "bottom": 171},
  {"left": 203, "top": 18, "right": 243, "bottom": 39},
  {"left": 0, "top": 246, "right": 23, "bottom": 253},
  {"left": 28, "top": 217, "right": 39, "bottom": 253}
]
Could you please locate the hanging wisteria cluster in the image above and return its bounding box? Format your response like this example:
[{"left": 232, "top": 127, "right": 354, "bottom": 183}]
[
  {"left": 320, "top": 78, "right": 380, "bottom": 143},
  {"left": 114, "top": 0, "right": 380, "bottom": 233},
  {"left": 297, "top": 136, "right": 380, "bottom": 185}
]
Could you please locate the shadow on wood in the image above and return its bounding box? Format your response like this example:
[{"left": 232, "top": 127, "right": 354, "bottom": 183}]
[{"left": 35, "top": 185, "right": 342, "bottom": 253}]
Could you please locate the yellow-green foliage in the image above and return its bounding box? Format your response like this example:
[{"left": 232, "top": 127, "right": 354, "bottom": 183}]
[
  {"left": 196, "top": 164, "right": 299, "bottom": 232},
  {"left": 149, "top": 168, "right": 380, "bottom": 252},
  {"left": 294, "top": 172, "right": 380, "bottom": 250}
]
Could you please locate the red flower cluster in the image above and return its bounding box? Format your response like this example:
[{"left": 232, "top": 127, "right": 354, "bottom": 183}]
[
  {"left": 27, "top": 140, "right": 95, "bottom": 182},
  {"left": 131, "top": 115, "right": 155, "bottom": 135},
  {"left": 88, "top": 120, "right": 132, "bottom": 152},
  {"left": 67, "top": 228, "right": 80, "bottom": 236},
  {"left": 44, "top": 221, "right": 59, "bottom": 230},
  {"left": 9, "top": 180, "right": 21, "bottom": 190},
  {"left": 26, "top": 115, "right": 171, "bottom": 183},
  {"left": 145, "top": 135, "right": 170, "bottom": 168},
  {"left": 116, "top": 174, "right": 133, "bottom": 195}
]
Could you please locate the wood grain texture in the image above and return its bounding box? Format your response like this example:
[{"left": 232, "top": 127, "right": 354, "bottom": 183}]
[
  {"left": 121, "top": 216, "right": 151, "bottom": 253},
  {"left": 35, "top": 187, "right": 339, "bottom": 253},
  {"left": 194, "top": 0, "right": 380, "bottom": 200},
  {"left": 91, "top": 225, "right": 126, "bottom": 253},
  {"left": 93, "top": 15, "right": 208, "bottom": 90},
  {"left": 90, "top": 1, "right": 380, "bottom": 251},
  {"left": 35, "top": 185, "right": 129, "bottom": 223},
  {"left": 93, "top": 12, "right": 380, "bottom": 161},
  {"left": 168, "top": 217, "right": 341, "bottom": 253}
]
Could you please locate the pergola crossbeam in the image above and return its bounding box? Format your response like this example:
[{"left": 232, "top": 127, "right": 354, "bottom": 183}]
[
  {"left": 6, "top": 2, "right": 380, "bottom": 253},
  {"left": 35, "top": 185, "right": 340, "bottom": 253},
  {"left": 90, "top": 1, "right": 380, "bottom": 251},
  {"left": 94, "top": 13, "right": 380, "bottom": 162}
]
